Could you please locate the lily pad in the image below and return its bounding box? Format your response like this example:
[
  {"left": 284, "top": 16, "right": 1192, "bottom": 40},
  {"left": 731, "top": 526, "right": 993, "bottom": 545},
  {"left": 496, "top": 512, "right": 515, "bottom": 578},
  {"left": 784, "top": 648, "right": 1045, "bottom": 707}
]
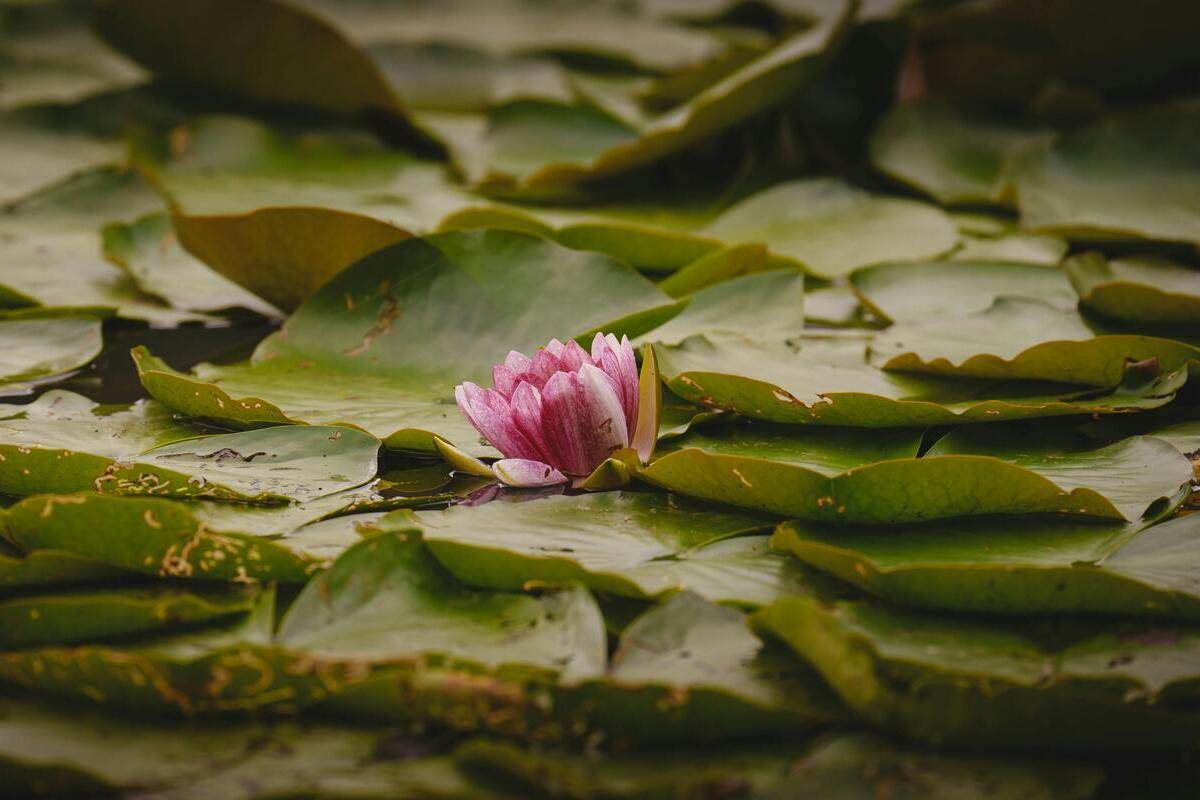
[
  {"left": 0, "top": 313, "right": 102, "bottom": 387},
  {"left": 0, "top": 166, "right": 216, "bottom": 325},
  {"left": 102, "top": 213, "right": 280, "bottom": 316},
  {"left": 417, "top": 491, "right": 809, "bottom": 606},
  {"left": 0, "top": 103, "right": 122, "bottom": 205},
  {"left": 0, "top": 545, "right": 131, "bottom": 592},
  {"left": 638, "top": 269, "right": 805, "bottom": 346},
  {"left": 0, "top": 584, "right": 258, "bottom": 647},
  {"left": 949, "top": 232, "right": 1069, "bottom": 266},
  {"left": 564, "top": 592, "right": 846, "bottom": 745},
  {"left": 276, "top": 527, "right": 607, "bottom": 681},
  {"left": 850, "top": 260, "right": 1077, "bottom": 324},
  {"left": 1065, "top": 252, "right": 1200, "bottom": 326},
  {"left": 459, "top": 731, "right": 1103, "bottom": 800},
  {"left": 0, "top": 391, "right": 381, "bottom": 502},
  {"left": 132, "top": 115, "right": 472, "bottom": 310},
  {"left": 873, "top": 298, "right": 1200, "bottom": 385},
  {"left": 430, "top": 5, "right": 853, "bottom": 197},
  {"left": 640, "top": 422, "right": 1189, "bottom": 522},
  {"left": 655, "top": 334, "right": 1184, "bottom": 427},
  {"left": 133, "top": 230, "right": 676, "bottom": 454},
  {"left": 754, "top": 594, "right": 1200, "bottom": 750},
  {"left": 2, "top": 492, "right": 395, "bottom": 583},
  {"left": 0, "top": 9, "right": 144, "bottom": 111},
  {"left": 0, "top": 695, "right": 498, "bottom": 799},
  {"left": 1013, "top": 102, "right": 1200, "bottom": 246},
  {"left": 868, "top": 99, "right": 1050, "bottom": 205},
  {"left": 0, "top": 587, "right": 281, "bottom": 714},
  {"left": 772, "top": 502, "right": 1200, "bottom": 619},
  {"left": 701, "top": 178, "right": 960, "bottom": 279}
]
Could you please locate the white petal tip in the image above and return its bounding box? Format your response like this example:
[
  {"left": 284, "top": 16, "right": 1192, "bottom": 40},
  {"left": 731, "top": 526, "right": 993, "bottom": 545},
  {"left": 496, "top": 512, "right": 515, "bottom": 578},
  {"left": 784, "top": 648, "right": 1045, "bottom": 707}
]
[{"left": 492, "top": 459, "right": 568, "bottom": 488}]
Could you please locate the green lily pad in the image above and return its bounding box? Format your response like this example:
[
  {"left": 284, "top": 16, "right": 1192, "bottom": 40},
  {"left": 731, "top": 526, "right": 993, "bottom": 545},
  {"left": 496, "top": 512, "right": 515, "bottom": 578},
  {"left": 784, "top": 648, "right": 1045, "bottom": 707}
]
[
  {"left": 0, "top": 695, "right": 498, "bottom": 799},
  {"left": 0, "top": 584, "right": 258, "bottom": 648},
  {"left": 0, "top": 166, "right": 216, "bottom": 325},
  {"left": 564, "top": 592, "right": 845, "bottom": 746},
  {"left": 418, "top": 491, "right": 810, "bottom": 606},
  {"left": 0, "top": 103, "right": 122, "bottom": 206},
  {"left": 132, "top": 115, "right": 473, "bottom": 310},
  {"left": 430, "top": 5, "right": 852, "bottom": 197},
  {"left": 0, "top": 587, "right": 280, "bottom": 713},
  {"left": 0, "top": 545, "right": 131, "bottom": 593},
  {"left": 773, "top": 503, "right": 1200, "bottom": 619},
  {"left": 868, "top": 99, "right": 1050, "bottom": 205},
  {"left": 655, "top": 334, "right": 1184, "bottom": 428},
  {"left": 639, "top": 269, "right": 805, "bottom": 345},
  {"left": 102, "top": 213, "right": 280, "bottom": 316},
  {"left": 0, "top": 391, "right": 381, "bottom": 502},
  {"left": 0, "top": 7, "right": 143, "bottom": 111},
  {"left": 873, "top": 298, "right": 1200, "bottom": 385},
  {"left": 1065, "top": 252, "right": 1200, "bottom": 326},
  {"left": 2, "top": 492, "right": 398, "bottom": 583},
  {"left": 641, "top": 422, "right": 1189, "bottom": 523},
  {"left": 1013, "top": 102, "right": 1200, "bottom": 246},
  {"left": 133, "top": 230, "right": 676, "bottom": 454},
  {"left": 276, "top": 527, "right": 607, "bottom": 680},
  {"left": 850, "top": 260, "right": 1077, "bottom": 324},
  {"left": 701, "top": 178, "right": 959, "bottom": 279},
  {"left": 0, "top": 313, "right": 101, "bottom": 387},
  {"left": 949, "top": 231, "right": 1069, "bottom": 266},
  {"left": 754, "top": 594, "right": 1200, "bottom": 750}
]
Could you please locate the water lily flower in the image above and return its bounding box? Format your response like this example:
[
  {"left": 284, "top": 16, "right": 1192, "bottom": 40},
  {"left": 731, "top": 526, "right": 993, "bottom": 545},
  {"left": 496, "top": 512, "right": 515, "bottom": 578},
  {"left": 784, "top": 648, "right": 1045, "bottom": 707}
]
[{"left": 453, "top": 334, "right": 643, "bottom": 487}]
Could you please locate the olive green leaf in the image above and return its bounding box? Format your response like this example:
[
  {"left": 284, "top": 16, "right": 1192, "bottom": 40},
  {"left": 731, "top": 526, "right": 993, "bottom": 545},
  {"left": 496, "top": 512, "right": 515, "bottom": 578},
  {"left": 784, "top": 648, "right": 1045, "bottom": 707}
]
[
  {"left": 1, "top": 492, "right": 400, "bottom": 583},
  {"left": 0, "top": 696, "right": 499, "bottom": 800},
  {"left": 457, "top": 730, "right": 1102, "bottom": 800},
  {"left": 133, "top": 230, "right": 676, "bottom": 454},
  {"left": 0, "top": 166, "right": 216, "bottom": 325},
  {"left": 0, "top": 8, "right": 144, "bottom": 111},
  {"left": 131, "top": 115, "right": 471, "bottom": 310},
  {"left": 0, "top": 313, "right": 101, "bottom": 387},
  {"left": 754, "top": 594, "right": 1200, "bottom": 750},
  {"left": 0, "top": 541, "right": 131, "bottom": 593},
  {"left": 851, "top": 260, "right": 1077, "bottom": 325},
  {"left": 430, "top": 5, "right": 853, "bottom": 197},
  {"left": 1065, "top": 252, "right": 1200, "bottom": 326},
  {"left": 655, "top": 334, "right": 1183, "bottom": 428},
  {"left": 701, "top": 178, "right": 959, "bottom": 279},
  {"left": 102, "top": 213, "right": 280, "bottom": 316},
  {"left": 562, "top": 592, "right": 846, "bottom": 746},
  {"left": 873, "top": 298, "right": 1200, "bottom": 385},
  {"left": 1013, "top": 102, "right": 1200, "bottom": 246},
  {"left": 417, "top": 491, "right": 810, "bottom": 607},
  {"left": 0, "top": 587, "right": 280, "bottom": 713},
  {"left": 0, "top": 584, "right": 259, "bottom": 648},
  {"left": 640, "top": 422, "right": 1189, "bottom": 522},
  {"left": 639, "top": 269, "right": 805, "bottom": 346},
  {"left": 0, "top": 104, "right": 123, "bottom": 206},
  {"left": 277, "top": 527, "right": 607, "bottom": 680},
  {"left": 868, "top": 99, "right": 1051, "bottom": 205},
  {"left": 0, "top": 392, "right": 381, "bottom": 502},
  {"left": 771, "top": 497, "right": 1200, "bottom": 619},
  {"left": 949, "top": 231, "right": 1068, "bottom": 265}
]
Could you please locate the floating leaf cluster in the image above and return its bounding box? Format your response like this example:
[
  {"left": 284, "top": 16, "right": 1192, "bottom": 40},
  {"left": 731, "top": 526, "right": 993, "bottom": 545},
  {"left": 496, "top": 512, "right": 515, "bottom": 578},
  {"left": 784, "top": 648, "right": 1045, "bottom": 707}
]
[{"left": 2, "top": 0, "right": 1200, "bottom": 796}]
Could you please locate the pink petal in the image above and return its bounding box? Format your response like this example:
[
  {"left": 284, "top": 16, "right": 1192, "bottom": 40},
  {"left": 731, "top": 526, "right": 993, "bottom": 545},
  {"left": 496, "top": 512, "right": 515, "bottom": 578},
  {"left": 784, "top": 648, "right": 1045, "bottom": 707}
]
[
  {"left": 492, "top": 458, "right": 567, "bottom": 488},
  {"left": 454, "top": 382, "right": 540, "bottom": 460},
  {"left": 508, "top": 381, "right": 553, "bottom": 464},
  {"left": 539, "top": 365, "right": 629, "bottom": 475},
  {"left": 559, "top": 339, "right": 593, "bottom": 372},
  {"left": 492, "top": 364, "right": 520, "bottom": 399},
  {"left": 591, "top": 332, "right": 638, "bottom": 433}
]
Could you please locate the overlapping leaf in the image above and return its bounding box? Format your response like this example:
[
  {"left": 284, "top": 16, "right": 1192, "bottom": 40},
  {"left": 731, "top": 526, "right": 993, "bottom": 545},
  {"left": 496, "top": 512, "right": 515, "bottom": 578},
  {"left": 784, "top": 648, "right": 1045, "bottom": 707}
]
[
  {"left": 1065, "top": 252, "right": 1200, "bottom": 326},
  {"left": 640, "top": 421, "right": 1189, "bottom": 522},
  {"left": 755, "top": 594, "right": 1200, "bottom": 750},
  {"left": 417, "top": 491, "right": 807, "bottom": 606},
  {"left": 133, "top": 230, "right": 677, "bottom": 454},
  {"left": 0, "top": 391, "right": 380, "bottom": 502}
]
